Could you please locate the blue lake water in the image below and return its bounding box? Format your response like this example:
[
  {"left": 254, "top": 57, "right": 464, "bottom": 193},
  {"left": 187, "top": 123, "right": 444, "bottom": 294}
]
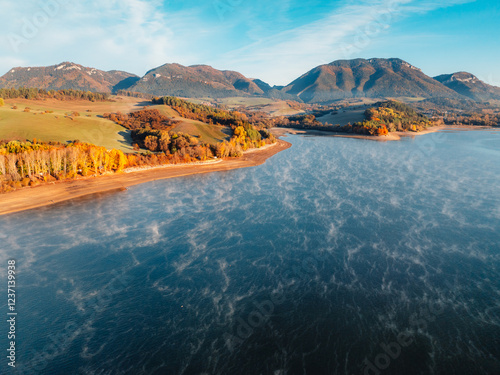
[{"left": 1, "top": 130, "right": 500, "bottom": 375}]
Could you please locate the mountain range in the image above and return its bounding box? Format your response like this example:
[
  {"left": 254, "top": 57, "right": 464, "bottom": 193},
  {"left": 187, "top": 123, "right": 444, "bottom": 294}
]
[
  {"left": 128, "top": 63, "right": 264, "bottom": 98},
  {"left": 1, "top": 59, "right": 499, "bottom": 104},
  {"left": 282, "top": 58, "right": 461, "bottom": 102},
  {"left": 433, "top": 71, "right": 500, "bottom": 102},
  {"left": 0, "top": 62, "right": 139, "bottom": 94}
]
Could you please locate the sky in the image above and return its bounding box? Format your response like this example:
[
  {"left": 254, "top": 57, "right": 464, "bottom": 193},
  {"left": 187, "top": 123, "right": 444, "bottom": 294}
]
[{"left": 0, "top": 0, "right": 499, "bottom": 86}]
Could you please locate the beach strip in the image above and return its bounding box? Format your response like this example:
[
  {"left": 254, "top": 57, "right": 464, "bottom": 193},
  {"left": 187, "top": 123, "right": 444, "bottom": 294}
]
[{"left": 0, "top": 140, "right": 291, "bottom": 216}]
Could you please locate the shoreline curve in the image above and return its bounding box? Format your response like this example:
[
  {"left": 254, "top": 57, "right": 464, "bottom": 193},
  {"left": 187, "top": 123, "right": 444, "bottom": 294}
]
[{"left": 0, "top": 139, "right": 291, "bottom": 216}]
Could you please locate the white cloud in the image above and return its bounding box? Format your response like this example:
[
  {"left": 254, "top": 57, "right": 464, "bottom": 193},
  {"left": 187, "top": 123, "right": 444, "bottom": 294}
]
[
  {"left": 0, "top": 0, "right": 201, "bottom": 75},
  {"left": 214, "top": 0, "right": 477, "bottom": 85},
  {"left": 0, "top": 0, "right": 481, "bottom": 84}
]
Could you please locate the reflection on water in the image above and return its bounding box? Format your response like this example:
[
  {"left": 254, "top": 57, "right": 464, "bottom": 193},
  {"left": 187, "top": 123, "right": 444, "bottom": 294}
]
[{"left": 1, "top": 130, "right": 499, "bottom": 375}]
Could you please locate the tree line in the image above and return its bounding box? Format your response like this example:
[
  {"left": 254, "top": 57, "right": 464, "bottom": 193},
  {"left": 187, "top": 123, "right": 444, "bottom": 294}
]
[
  {"left": 115, "top": 90, "right": 153, "bottom": 99},
  {"left": 151, "top": 96, "right": 275, "bottom": 146},
  {"left": 0, "top": 96, "right": 277, "bottom": 193},
  {"left": 274, "top": 101, "right": 440, "bottom": 135},
  {"left": 443, "top": 113, "right": 500, "bottom": 126},
  {"left": 103, "top": 108, "right": 214, "bottom": 159},
  {"left": 0, "top": 140, "right": 127, "bottom": 192},
  {"left": 106, "top": 102, "right": 275, "bottom": 154},
  {"left": 152, "top": 96, "right": 249, "bottom": 127},
  {"left": 0, "top": 87, "right": 110, "bottom": 102},
  {"left": 103, "top": 108, "right": 177, "bottom": 130}
]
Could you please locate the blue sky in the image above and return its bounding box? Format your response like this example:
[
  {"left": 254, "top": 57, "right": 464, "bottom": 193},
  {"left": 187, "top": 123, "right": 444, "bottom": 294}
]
[{"left": 0, "top": 0, "right": 498, "bottom": 86}]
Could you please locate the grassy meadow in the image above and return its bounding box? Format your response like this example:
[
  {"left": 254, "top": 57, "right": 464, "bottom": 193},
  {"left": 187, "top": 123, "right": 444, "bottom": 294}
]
[
  {"left": 171, "top": 121, "right": 229, "bottom": 144},
  {"left": 0, "top": 96, "right": 150, "bottom": 151},
  {"left": 216, "top": 97, "right": 276, "bottom": 107},
  {"left": 182, "top": 96, "right": 304, "bottom": 117},
  {"left": 317, "top": 108, "right": 366, "bottom": 126},
  {"left": 0, "top": 96, "right": 229, "bottom": 151},
  {"left": 150, "top": 104, "right": 229, "bottom": 145}
]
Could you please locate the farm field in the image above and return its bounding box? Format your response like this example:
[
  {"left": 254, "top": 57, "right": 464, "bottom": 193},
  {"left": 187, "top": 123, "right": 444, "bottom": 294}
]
[
  {"left": 250, "top": 101, "right": 304, "bottom": 116},
  {"left": 183, "top": 96, "right": 304, "bottom": 116},
  {"left": 0, "top": 96, "right": 229, "bottom": 150},
  {"left": 317, "top": 108, "right": 366, "bottom": 126},
  {"left": 5, "top": 96, "right": 148, "bottom": 114},
  {"left": 0, "top": 98, "right": 138, "bottom": 151},
  {"left": 215, "top": 97, "right": 276, "bottom": 107},
  {"left": 171, "top": 121, "right": 229, "bottom": 144},
  {"left": 150, "top": 104, "right": 229, "bottom": 144}
]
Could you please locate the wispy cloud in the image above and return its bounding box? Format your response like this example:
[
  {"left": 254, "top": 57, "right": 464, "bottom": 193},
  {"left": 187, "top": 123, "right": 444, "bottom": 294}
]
[
  {"left": 216, "top": 0, "right": 476, "bottom": 84},
  {"left": 0, "top": 0, "right": 481, "bottom": 84},
  {"left": 0, "top": 0, "right": 204, "bottom": 75}
]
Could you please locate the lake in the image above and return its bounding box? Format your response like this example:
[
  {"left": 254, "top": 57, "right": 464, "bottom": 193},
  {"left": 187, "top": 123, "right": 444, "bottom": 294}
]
[{"left": 1, "top": 129, "right": 499, "bottom": 374}]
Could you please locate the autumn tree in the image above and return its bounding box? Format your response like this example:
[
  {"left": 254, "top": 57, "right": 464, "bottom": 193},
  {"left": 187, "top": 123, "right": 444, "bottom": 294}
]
[{"left": 0, "top": 154, "right": 5, "bottom": 175}]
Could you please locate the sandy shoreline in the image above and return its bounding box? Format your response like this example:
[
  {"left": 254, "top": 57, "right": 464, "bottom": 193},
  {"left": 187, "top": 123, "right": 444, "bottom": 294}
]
[
  {"left": 273, "top": 124, "right": 496, "bottom": 141},
  {"left": 0, "top": 140, "right": 291, "bottom": 216},
  {"left": 272, "top": 126, "right": 445, "bottom": 141},
  {"left": 1, "top": 125, "right": 496, "bottom": 216}
]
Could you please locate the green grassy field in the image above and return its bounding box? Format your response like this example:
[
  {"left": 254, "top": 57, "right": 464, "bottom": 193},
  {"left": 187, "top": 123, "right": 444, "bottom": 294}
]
[
  {"left": 178, "top": 97, "right": 276, "bottom": 108},
  {"left": 171, "top": 121, "right": 229, "bottom": 144},
  {"left": 208, "top": 97, "right": 304, "bottom": 117},
  {"left": 0, "top": 98, "right": 139, "bottom": 152},
  {"left": 334, "top": 98, "right": 379, "bottom": 107},
  {"left": 389, "top": 97, "right": 427, "bottom": 103},
  {"left": 336, "top": 97, "right": 426, "bottom": 106},
  {"left": 148, "top": 103, "right": 229, "bottom": 144},
  {"left": 317, "top": 109, "right": 366, "bottom": 126},
  {"left": 0, "top": 97, "right": 230, "bottom": 151},
  {"left": 215, "top": 97, "right": 276, "bottom": 107},
  {"left": 252, "top": 102, "right": 304, "bottom": 116},
  {"left": 166, "top": 96, "right": 305, "bottom": 117},
  {"left": 147, "top": 104, "right": 179, "bottom": 117}
]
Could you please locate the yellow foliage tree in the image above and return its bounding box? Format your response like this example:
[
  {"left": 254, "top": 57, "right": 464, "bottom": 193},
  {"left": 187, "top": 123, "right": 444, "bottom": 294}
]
[{"left": 109, "top": 149, "right": 127, "bottom": 172}]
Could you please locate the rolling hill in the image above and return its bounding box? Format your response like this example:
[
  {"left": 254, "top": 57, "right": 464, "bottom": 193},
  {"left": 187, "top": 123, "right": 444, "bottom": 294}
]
[
  {"left": 0, "top": 62, "right": 139, "bottom": 93},
  {"left": 2, "top": 59, "right": 498, "bottom": 106},
  {"left": 282, "top": 58, "right": 461, "bottom": 103},
  {"left": 128, "top": 63, "right": 265, "bottom": 98},
  {"left": 433, "top": 72, "right": 500, "bottom": 102},
  {"left": 0, "top": 96, "right": 142, "bottom": 151}
]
